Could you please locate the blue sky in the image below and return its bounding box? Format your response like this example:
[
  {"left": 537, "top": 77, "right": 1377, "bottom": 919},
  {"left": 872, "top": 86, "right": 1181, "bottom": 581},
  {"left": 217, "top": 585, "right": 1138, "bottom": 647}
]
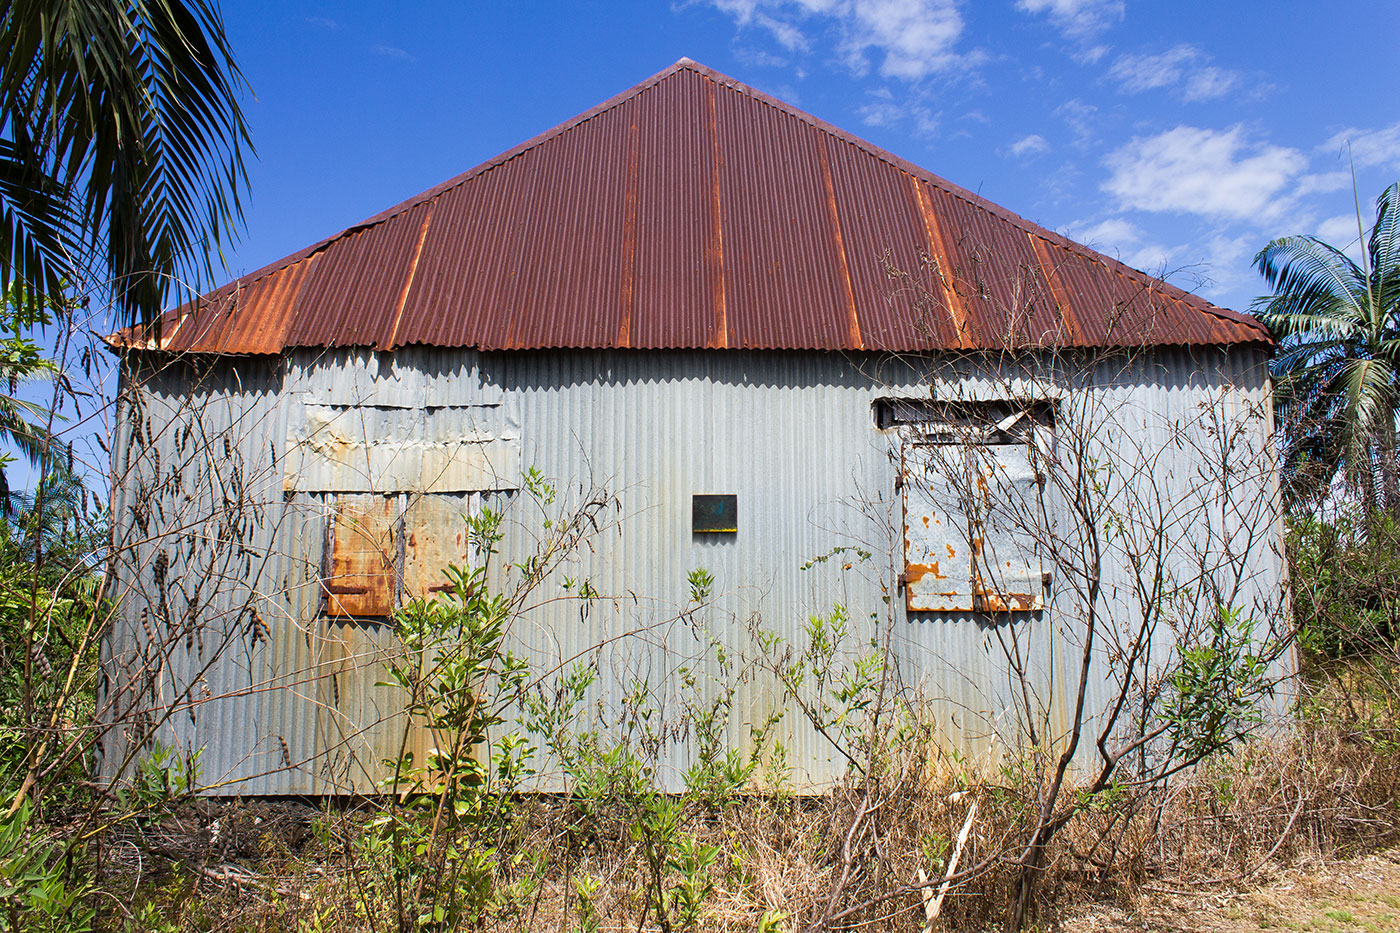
[{"left": 220, "top": 0, "right": 1397, "bottom": 317}]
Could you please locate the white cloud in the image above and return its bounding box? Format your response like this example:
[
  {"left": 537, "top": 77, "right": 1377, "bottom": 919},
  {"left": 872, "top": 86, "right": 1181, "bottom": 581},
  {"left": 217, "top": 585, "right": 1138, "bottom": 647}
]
[
  {"left": 859, "top": 97, "right": 900, "bottom": 126},
  {"left": 1195, "top": 233, "right": 1256, "bottom": 293},
  {"left": 1008, "top": 134, "right": 1049, "bottom": 158},
  {"left": 1125, "top": 242, "right": 1177, "bottom": 274},
  {"left": 1015, "top": 0, "right": 1124, "bottom": 39},
  {"left": 1107, "top": 45, "right": 1240, "bottom": 101},
  {"left": 1316, "top": 213, "right": 1364, "bottom": 248},
  {"left": 1072, "top": 44, "right": 1110, "bottom": 65},
  {"left": 859, "top": 92, "right": 939, "bottom": 135},
  {"left": 845, "top": 0, "right": 970, "bottom": 79},
  {"left": 758, "top": 12, "right": 809, "bottom": 49},
  {"left": 1102, "top": 125, "right": 1308, "bottom": 222},
  {"left": 734, "top": 47, "right": 792, "bottom": 67},
  {"left": 1067, "top": 216, "right": 1142, "bottom": 246},
  {"left": 372, "top": 44, "right": 414, "bottom": 62},
  {"left": 701, "top": 0, "right": 977, "bottom": 80},
  {"left": 1321, "top": 122, "right": 1400, "bottom": 170},
  {"left": 1054, "top": 98, "right": 1098, "bottom": 146},
  {"left": 1063, "top": 216, "right": 1178, "bottom": 272},
  {"left": 856, "top": 100, "right": 935, "bottom": 134},
  {"left": 1182, "top": 67, "right": 1238, "bottom": 102},
  {"left": 1296, "top": 171, "right": 1351, "bottom": 196}
]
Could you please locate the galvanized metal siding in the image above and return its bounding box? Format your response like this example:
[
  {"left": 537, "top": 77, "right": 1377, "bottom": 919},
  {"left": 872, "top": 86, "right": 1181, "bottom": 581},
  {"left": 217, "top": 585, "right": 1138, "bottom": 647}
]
[{"left": 101, "top": 345, "right": 1283, "bottom": 794}]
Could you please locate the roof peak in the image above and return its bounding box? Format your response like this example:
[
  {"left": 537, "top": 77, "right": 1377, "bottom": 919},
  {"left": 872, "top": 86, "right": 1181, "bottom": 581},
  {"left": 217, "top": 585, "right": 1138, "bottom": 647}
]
[{"left": 130, "top": 61, "right": 1268, "bottom": 354}]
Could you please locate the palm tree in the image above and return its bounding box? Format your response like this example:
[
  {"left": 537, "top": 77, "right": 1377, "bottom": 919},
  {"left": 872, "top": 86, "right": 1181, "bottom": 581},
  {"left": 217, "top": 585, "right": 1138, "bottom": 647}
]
[
  {"left": 0, "top": 0, "right": 252, "bottom": 329},
  {"left": 1252, "top": 182, "right": 1400, "bottom": 515}
]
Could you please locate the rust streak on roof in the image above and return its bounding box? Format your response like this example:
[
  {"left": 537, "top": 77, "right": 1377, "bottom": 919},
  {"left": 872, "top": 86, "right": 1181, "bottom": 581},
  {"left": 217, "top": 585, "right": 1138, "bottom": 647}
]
[
  {"left": 705, "top": 79, "right": 729, "bottom": 350},
  {"left": 617, "top": 117, "right": 640, "bottom": 349},
  {"left": 116, "top": 58, "right": 1272, "bottom": 356},
  {"left": 1028, "top": 233, "right": 1083, "bottom": 347},
  {"left": 911, "top": 178, "right": 970, "bottom": 350},
  {"left": 385, "top": 201, "right": 436, "bottom": 351},
  {"left": 819, "top": 134, "right": 863, "bottom": 351}
]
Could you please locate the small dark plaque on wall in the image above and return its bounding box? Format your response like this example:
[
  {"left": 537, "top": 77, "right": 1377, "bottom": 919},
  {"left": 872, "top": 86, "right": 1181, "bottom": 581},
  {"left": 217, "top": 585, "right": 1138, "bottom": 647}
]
[{"left": 692, "top": 494, "right": 738, "bottom": 533}]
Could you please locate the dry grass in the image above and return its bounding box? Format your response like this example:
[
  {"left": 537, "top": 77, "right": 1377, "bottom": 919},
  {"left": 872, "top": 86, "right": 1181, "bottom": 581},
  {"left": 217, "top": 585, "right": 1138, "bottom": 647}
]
[{"left": 84, "top": 689, "right": 1400, "bottom": 933}]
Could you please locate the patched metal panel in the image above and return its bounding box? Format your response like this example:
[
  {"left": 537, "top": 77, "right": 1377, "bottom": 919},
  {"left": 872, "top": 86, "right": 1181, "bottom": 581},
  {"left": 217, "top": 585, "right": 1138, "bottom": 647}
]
[
  {"left": 324, "top": 495, "right": 397, "bottom": 618},
  {"left": 404, "top": 494, "right": 477, "bottom": 600},
  {"left": 312, "top": 616, "right": 411, "bottom": 792},
  {"left": 902, "top": 440, "right": 1046, "bottom": 613},
  {"left": 283, "top": 407, "right": 519, "bottom": 493},
  {"left": 969, "top": 444, "right": 1046, "bottom": 613},
  {"left": 902, "top": 443, "right": 974, "bottom": 611}
]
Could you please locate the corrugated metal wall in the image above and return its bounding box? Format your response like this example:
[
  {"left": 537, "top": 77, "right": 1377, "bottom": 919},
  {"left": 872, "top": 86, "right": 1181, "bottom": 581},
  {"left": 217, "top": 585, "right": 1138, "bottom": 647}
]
[{"left": 99, "top": 346, "right": 1285, "bottom": 794}]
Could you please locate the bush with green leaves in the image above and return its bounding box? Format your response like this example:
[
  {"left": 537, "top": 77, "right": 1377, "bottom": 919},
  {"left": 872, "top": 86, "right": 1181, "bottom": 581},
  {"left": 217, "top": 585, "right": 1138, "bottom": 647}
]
[
  {"left": 1289, "top": 510, "right": 1400, "bottom": 662},
  {"left": 0, "top": 802, "right": 94, "bottom": 933},
  {"left": 357, "top": 506, "right": 538, "bottom": 931}
]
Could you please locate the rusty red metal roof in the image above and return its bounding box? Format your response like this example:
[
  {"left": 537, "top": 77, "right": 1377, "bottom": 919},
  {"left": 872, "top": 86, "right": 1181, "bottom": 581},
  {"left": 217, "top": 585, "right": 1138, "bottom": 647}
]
[{"left": 121, "top": 59, "right": 1271, "bottom": 354}]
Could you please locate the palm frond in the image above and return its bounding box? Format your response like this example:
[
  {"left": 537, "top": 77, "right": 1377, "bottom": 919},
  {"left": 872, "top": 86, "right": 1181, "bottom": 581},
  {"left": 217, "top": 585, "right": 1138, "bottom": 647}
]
[{"left": 0, "top": 0, "right": 253, "bottom": 328}]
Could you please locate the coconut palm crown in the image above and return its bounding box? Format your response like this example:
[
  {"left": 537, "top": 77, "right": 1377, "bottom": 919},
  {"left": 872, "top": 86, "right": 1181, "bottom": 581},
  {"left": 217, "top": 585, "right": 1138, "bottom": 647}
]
[{"left": 1251, "top": 182, "right": 1400, "bottom": 514}]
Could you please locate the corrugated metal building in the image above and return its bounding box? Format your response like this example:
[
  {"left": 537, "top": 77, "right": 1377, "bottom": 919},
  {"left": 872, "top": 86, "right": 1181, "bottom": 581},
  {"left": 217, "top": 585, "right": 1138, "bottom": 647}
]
[{"left": 100, "top": 60, "right": 1284, "bottom": 794}]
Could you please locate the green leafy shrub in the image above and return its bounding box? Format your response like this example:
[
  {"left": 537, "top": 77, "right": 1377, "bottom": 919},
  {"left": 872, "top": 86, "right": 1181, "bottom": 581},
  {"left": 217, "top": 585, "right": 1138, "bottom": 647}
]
[{"left": 1288, "top": 511, "right": 1400, "bottom": 662}]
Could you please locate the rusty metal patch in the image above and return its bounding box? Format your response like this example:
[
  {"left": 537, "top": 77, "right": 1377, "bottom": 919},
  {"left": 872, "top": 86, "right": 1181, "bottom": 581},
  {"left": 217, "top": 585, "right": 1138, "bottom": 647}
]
[
  {"left": 323, "top": 495, "right": 398, "bottom": 617},
  {"left": 403, "top": 494, "right": 475, "bottom": 601},
  {"left": 902, "top": 435, "right": 1047, "bottom": 614}
]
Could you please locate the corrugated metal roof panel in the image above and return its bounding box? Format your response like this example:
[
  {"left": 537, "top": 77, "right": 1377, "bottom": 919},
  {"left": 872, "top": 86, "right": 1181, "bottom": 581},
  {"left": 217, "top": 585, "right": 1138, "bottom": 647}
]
[{"left": 118, "top": 59, "right": 1270, "bottom": 355}]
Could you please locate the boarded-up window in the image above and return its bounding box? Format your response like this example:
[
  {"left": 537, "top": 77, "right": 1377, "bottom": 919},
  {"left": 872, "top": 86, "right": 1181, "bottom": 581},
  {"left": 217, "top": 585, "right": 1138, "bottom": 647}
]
[
  {"left": 900, "top": 408, "right": 1050, "bottom": 613},
  {"left": 403, "top": 494, "right": 476, "bottom": 601},
  {"left": 323, "top": 495, "right": 399, "bottom": 618},
  {"left": 320, "top": 493, "right": 481, "bottom": 617}
]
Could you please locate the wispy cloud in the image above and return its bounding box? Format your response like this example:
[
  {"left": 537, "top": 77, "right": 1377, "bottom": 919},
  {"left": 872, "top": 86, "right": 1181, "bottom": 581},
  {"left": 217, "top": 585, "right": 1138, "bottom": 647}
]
[
  {"left": 1321, "top": 122, "right": 1400, "bottom": 170},
  {"left": 1102, "top": 125, "right": 1307, "bottom": 222},
  {"left": 1107, "top": 45, "right": 1240, "bottom": 102},
  {"left": 1054, "top": 98, "right": 1098, "bottom": 147},
  {"left": 372, "top": 44, "right": 415, "bottom": 63},
  {"left": 858, "top": 87, "right": 939, "bottom": 135},
  {"left": 305, "top": 16, "right": 339, "bottom": 29},
  {"left": 1316, "top": 213, "right": 1364, "bottom": 249},
  {"left": 1063, "top": 216, "right": 1172, "bottom": 271},
  {"left": 1008, "top": 134, "right": 1049, "bottom": 158},
  {"left": 700, "top": 0, "right": 980, "bottom": 80},
  {"left": 734, "top": 46, "right": 791, "bottom": 68},
  {"left": 1295, "top": 171, "right": 1351, "bottom": 196},
  {"left": 1015, "top": 0, "right": 1124, "bottom": 39}
]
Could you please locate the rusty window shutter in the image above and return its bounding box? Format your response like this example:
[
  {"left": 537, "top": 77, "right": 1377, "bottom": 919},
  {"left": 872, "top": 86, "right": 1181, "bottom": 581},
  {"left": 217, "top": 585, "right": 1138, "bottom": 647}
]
[
  {"left": 403, "top": 493, "right": 477, "bottom": 600},
  {"left": 902, "top": 442, "right": 976, "bottom": 612},
  {"left": 323, "top": 494, "right": 399, "bottom": 618},
  {"left": 967, "top": 443, "right": 1046, "bottom": 613},
  {"left": 902, "top": 439, "right": 1047, "bottom": 614}
]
